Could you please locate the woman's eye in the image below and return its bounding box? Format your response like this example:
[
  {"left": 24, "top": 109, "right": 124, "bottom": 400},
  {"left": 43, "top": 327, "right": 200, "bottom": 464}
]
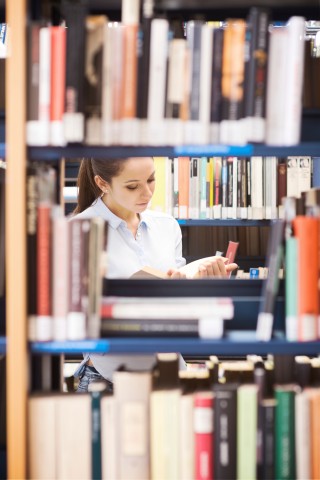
[
  {"left": 127, "top": 185, "right": 138, "bottom": 190},
  {"left": 148, "top": 178, "right": 155, "bottom": 183}
]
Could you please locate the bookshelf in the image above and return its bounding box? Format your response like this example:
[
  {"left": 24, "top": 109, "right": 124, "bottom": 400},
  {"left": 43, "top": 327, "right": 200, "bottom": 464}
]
[{"left": 5, "top": 0, "right": 320, "bottom": 477}]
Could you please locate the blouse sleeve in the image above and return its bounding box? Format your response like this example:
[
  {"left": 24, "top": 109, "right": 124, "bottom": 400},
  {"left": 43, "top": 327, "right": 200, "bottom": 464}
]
[{"left": 174, "top": 220, "right": 186, "bottom": 268}]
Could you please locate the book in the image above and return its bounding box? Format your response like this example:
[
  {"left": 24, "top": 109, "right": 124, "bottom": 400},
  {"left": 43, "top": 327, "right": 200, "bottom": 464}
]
[
  {"left": 84, "top": 15, "right": 107, "bottom": 145},
  {"left": 150, "top": 354, "right": 180, "bottom": 479},
  {"left": 213, "top": 383, "right": 237, "bottom": 480},
  {"left": 274, "top": 385, "right": 297, "bottom": 480},
  {"left": 100, "top": 296, "right": 234, "bottom": 320},
  {"left": 50, "top": 26, "right": 66, "bottom": 146},
  {"left": 62, "top": 0, "right": 87, "bottom": 142},
  {"left": 243, "top": 7, "right": 270, "bottom": 143},
  {"left": 295, "top": 388, "right": 311, "bottom": 480},
  {"left": 256, "top": 220, "right": 285, "bottom": 341},
  {"left": 194, "top": 391, "right": 214, "bottom": 480},
  {"left": 237, "top": 384, "right": 258, "bottom": 480},
  {"left": 293, "top": 216, "right": 319, "bottom": 341},
  {"left": 260, "top": 398, "right": 276, "bottom": 480},
  {"left": 113, "top": 369, "right": 152, "bottom": 480}
]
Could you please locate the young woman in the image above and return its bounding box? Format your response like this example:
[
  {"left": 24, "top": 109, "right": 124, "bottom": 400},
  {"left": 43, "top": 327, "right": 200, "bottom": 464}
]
[{"left": 73, "top": 157, "right": 238, "bottom": 391}]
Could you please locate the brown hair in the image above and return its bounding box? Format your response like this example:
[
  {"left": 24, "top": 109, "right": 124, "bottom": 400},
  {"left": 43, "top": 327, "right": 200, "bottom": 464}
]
[{"left": 73, "top": 158, "right": 128, "bottom": 214}]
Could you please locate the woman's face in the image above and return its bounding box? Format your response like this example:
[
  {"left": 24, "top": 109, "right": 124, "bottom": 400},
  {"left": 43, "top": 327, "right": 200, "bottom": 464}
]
[{"left": 106, "top": 157, "right": 156, "bottom": 216}]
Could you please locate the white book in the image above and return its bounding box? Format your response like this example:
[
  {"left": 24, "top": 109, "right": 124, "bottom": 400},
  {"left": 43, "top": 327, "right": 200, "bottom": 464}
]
[
  {"left": 295, "top": 389, "right": 311, "bottom": 480},
  {"left": 151, "top": 389, "right": 181, "bottom": 479},
  {"left": 251, "top": 156, "right": 264, "bottom": 219},
  {"left": 232, "top": 156, "right": 238, "bottom": 219},
  {"left": 281, "top": 17, "right": 306, "bottom": 146},
  {"left": 52, "top": 207, "right": 69, "bottom": 341},
  {"left": 147, "top": 18, "right": 169, "bottom": 145},
  {"left": 180, "top": 393, "right": 195, "bottom": 480},
  {"left": 265, "top": 26, "right": 288, "bottom": 145},
  {"left": 287, "top": 156, "right": 300, "bottom": 197},
  {"left": 298, "top": 156, "right": 311, "bottom": 196},
  {"left": 165, "top": 38, "right": 186, "bottom": 145},
  {"left": 173, "top": 157, "right": 179, "bottom": 218},
  {"left": 56, "top": 395, "right": 91, "bottom": 479},
  {"left": 114, "top": 370, "right": 152, "bottom": 480}
]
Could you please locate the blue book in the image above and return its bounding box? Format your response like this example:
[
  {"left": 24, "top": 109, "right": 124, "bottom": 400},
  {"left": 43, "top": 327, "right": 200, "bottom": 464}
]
[{"left": 249, "top": 268, "right": 260, "bottom": 278}]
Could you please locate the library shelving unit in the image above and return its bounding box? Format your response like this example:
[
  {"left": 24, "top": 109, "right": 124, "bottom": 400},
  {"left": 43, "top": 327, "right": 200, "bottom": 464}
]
[{"left": 5, "top": 0, "right": 320, "bottom": 478}]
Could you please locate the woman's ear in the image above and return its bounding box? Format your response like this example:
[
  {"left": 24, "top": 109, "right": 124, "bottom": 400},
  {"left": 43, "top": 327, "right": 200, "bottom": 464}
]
[{"left": 94, "top": 175, "right": 109, "bottom": 192}]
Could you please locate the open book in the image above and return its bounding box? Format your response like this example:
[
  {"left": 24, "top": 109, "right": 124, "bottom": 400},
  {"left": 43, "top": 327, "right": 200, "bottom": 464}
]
[
  {"left": 131, "top": 257, "right": 228, "bottom": 279},
  {"left": 131, "top": 241, "right": 239, "bottom": 279}
]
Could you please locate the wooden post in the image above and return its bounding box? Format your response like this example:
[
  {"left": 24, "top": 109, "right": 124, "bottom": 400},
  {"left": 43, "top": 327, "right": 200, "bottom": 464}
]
[{"left": 5, "top": 0, "right": 28, "bottom": 477}]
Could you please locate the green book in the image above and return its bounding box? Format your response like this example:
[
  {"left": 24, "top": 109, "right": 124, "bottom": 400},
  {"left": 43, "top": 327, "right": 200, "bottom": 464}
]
[
  {"left": 285, "top": 237, "right": 298, "bottom": 341},
  {"left": 89, "top": 381, "right": 107, "bottom": 480},
  {"left": 237, "top": 384, "right": 258, "bottom": 480},
  {"left": 275, "top": 385, "right": 296, "bottom": 480}
]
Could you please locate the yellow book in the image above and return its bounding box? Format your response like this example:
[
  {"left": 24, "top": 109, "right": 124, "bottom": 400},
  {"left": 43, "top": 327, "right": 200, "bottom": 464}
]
[{"left": 150, "top": 157, "right": 168, "bottom": 213}]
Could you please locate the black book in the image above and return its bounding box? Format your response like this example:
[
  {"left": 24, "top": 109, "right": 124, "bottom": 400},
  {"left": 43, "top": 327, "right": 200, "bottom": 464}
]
[
  {"left": 61, "top": 0, "right": 88, "bottom": 142},
  {"left": 26, "top": 164, "right": 39, "bottom": 339},
  {"left": 210, "top": 27, "right": 224, "bottom": 140},
  {"left": 244, "top": 7, "right": 270, "bottom": 142},
  {"left": 260, "top": 398, "right": 276, "bottom": 480},
  {"left": 136, "top": 0, "right": 153, "bottom": 119},
  {"left": 256, "top": 219, "right": 285, "bottom": 341},
  {"left": 213, "top": 383, "right": 238, "bottom": 480}
]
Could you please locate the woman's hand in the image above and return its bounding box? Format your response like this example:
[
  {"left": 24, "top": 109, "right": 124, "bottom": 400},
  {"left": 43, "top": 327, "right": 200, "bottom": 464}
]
[
  {"left": 195, "top": 256, "right": 238, "bottom": 278},
  {"left": 166, "top": 268, "right": 187, "bottom": 279}
]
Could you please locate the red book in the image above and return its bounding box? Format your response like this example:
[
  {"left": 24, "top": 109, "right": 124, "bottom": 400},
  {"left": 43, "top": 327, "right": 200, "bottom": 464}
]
[
  {"left": 36, "top": 203, "right": 52, "bottom": 340},
  {"left": 225, "top": 240, "right": 239, "bottom": 277},
  {"left": 194, "top": 391, "right": 214, "bottom": 480},
  {"left": 50, "top": 26, "right": 66, "bottom": 145}
]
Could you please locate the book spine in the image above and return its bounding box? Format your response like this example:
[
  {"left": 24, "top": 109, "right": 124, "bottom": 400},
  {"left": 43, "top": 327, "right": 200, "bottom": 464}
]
[
  {"left": 178, "top": 157, "right": 190, "bottom": 219},
  {"left": 52, "top": 208, "right": 69, "bottom": 341},
  {"left": 194, "top": 392, "right": 214, "bottom": 480},
  {"left": 285, "top": 237, "right": 298, "bottom": 341},
  {"left": 293, "top": 216, "right": 319, "bottom": 341},
  {"left": 295, "top": 390, "right": 311, "bottom": 480},
  {"left": 84, "top": 16, "right": 106, "bottom": 145},
  {"left": 27, "top": 166, "right": 39, "bottom": 341},
  {"left": 36, "top": 202, "right": 52, "bottom": 341},
  {"left": 210, "top": 28, "right": 224, "bottom": 142},
  {"left": 50, "top": 26, "right": 66, "bottom": 146},
  {"left": 136, "top": 17, "right": 152, "bottom": 119},
  {"left": 62, "top": 0, "right": 87, "bottom": 142},
  {"left": 261, "top": 399, "right": 276, "bottom": 480},
  {"left": 275, "top": 386, "right": 296, "bottom": 480},
  {"left": 121, "top": 24, "right": 138, "bottom": 119},
  {"left": 214, "top": 384, "right": 237, "bottom": 480},
  {"left": 237, "top": 384, "right": 258, "bottom": 480},
  {"left": 91, "top": 390, "right": 102, "bottom": 480}
]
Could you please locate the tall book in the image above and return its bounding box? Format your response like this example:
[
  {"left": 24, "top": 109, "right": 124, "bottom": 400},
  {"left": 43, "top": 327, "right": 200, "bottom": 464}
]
[
  {"left": 150, "top": 353, "right": 181, "bottom": 480},
  {"left": 274, "top": 385, "right": 297, "bottom": 480},
  {"left": 147, "top": 18, "right": 169, "bottom": 145},
  {"left": 293, "top": 215, "right": 319, "bottom": 341},
  {"left": 62, "top": 0, "right": 87, "bottom": 142},
  {"left": 220, "top": 19, "right": 246, "bottom": 145},
  {"left": 26, "top": 23, "right": 51, "bottom": 146},
  {"left": 50, "top": 26, "right": 66, "bottom": 146},
  {"left": 214, "top": 383, "right": 237, "bottom": 480},
  {"left": 27, "top": 165, "right": 39, "bottom": 341},
  {"left": 256, "top": 220, "right": 285, "bottom": 341},
  {"left": 84, "top": 16, "right": 107, "bottom": 145},
  {"left": 210, "top": 28, "right": 224, "bottom": 143},
  {"left": 237, "top": 384, "right": 258, "bottom": 480},
  {"left": 113, "top": 369, "right": 152, "bottom": 480},
  {"left": 194, "top": 391, "right": 214, "bottom": 480},
  {"left": 120, "top": 0, "right": 139, "bottom": 145},
  {"left": 243, "top": 7, "right": 270, "bottom": 143}
]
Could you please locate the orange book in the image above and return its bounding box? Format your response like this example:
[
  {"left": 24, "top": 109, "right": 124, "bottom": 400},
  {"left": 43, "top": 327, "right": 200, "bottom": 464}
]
[
  {"left": 293, "top": 216, "right": 319, "bottom": 341},
  {"left": 178, "top": 157, "right": 190, "bottom": 219},
  {"left": 50, "top": 26, "right": 66, "bottom": 145},
  {"left": 121, "top": 24, "right": 138, "bottom": 119}
]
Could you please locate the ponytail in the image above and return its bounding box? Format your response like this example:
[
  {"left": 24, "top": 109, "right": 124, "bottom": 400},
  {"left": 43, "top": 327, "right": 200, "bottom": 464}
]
[{"left": 73, "top": 159, "right": 101, "bottom": 214}]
